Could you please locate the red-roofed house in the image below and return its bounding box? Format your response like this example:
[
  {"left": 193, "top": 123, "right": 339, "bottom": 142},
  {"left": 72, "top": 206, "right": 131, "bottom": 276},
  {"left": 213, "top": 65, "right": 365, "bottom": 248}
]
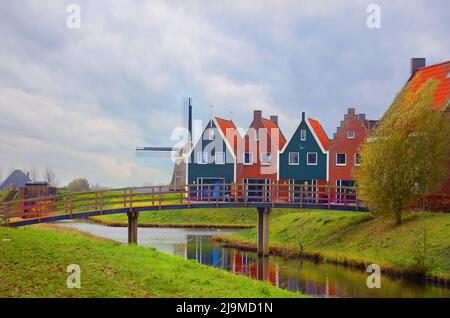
[
  {"left": 406, "top": 58, "right": 450, "bottom": 194},
  {"left": 236, "top": 110, "right": 286, "bottom": 201},
  {"left": 409, "top": 59, "right": 450, "bottom": 111}
]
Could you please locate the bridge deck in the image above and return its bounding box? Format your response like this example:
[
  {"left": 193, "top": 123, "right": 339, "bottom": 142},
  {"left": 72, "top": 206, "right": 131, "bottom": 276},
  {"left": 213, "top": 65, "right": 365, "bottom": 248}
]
[{"left": 1, "top": 183, "right": 367, "bottom": 227}]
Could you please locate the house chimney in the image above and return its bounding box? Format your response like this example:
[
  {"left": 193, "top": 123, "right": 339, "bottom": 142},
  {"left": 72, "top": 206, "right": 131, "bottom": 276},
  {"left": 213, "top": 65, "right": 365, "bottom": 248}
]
[
  {"left": 348, "top": 108, "right": 355, "bottom": 116},
  {"left": 270, "top": 115, "right": 278, "bottom": 126},
  {"left": 301, "top": 112, "right": 305, "bottom": 121},
  {"left": 26, "top": 172, "right": 30, "bottom": 179},
  {"left": 411, "top": 58, "right": 426, "bottom": 76},
  {"left": 358, "top": 113, "right": 366, "bottom": 121},
  {"left": 254, "top": 110, "right": 262, "bottom": 121}
]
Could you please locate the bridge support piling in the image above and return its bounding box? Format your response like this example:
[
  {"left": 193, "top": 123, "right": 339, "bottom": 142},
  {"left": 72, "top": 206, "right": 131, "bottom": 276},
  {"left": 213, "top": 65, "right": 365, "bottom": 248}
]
[
  {"left": 257, "top": 207, "right": 270, "bottom": 257},
  {"left": 127, "top": 211, "right": 139, "bottom": 244}
]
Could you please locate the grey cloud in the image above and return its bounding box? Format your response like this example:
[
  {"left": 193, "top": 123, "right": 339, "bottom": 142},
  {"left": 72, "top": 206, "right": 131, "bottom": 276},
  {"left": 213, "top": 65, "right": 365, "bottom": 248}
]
[{"left": 0, "top": 0, "right": 448, "bottom": 186}]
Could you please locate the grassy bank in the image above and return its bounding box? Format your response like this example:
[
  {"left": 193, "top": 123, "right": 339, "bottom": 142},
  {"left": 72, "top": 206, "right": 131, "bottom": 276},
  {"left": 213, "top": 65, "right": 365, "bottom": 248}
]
[
  {"left": 91, "top": 207, "right": 292, "bottom": 228},
  {"left": 0, "top": 190, "right": 8, "bottom": 202},
  {"left": 214, "top": 210, "right": 450, "bottom": 282},
  {"left": 0, "top": 225, "right": 301, "bottom": 298}
]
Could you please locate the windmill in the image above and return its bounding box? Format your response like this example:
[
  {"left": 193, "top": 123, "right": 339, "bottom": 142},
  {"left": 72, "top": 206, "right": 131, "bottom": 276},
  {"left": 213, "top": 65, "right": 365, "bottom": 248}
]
[{"left": 136, "top": 98, "right": 193, "bottom": 188}]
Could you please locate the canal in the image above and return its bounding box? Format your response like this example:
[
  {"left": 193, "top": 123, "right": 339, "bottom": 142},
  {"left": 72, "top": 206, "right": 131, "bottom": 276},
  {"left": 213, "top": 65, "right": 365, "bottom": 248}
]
[{"left": 57, "top": 221, "right": 450, "bottom": 298}]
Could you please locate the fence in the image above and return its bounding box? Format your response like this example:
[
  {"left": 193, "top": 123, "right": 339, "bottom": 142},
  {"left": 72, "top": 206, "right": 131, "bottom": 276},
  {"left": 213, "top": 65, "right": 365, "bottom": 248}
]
[{"left": 0, "top": 183, "right": 362, "bottom": 225}]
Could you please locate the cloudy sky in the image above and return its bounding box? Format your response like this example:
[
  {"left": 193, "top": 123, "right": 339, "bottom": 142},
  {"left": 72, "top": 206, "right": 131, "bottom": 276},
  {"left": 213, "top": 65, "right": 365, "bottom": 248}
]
[{"left": 0, "top": 0, "right": 449, "bottom": 187}]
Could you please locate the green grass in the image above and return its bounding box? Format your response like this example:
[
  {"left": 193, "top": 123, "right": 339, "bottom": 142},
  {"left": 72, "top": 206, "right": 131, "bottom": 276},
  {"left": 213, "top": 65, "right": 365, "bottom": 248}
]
[
  {"left": 91, "top": 207, "right": 296, "bottom": 227},
  {"left": 0, "top": 190, "right": 8, "bottom": 202},
  {"left": 229, "top": 210, "right": 373, "bottom": 247},
  {"left": 0, "top": 225, "right": 301, "bottom": 298},
  {"left": 316, "top": 213, "right": 450, "bottom": 280},
  {"left": 216, "top": 210, "right": 450, "bottom": 280}
]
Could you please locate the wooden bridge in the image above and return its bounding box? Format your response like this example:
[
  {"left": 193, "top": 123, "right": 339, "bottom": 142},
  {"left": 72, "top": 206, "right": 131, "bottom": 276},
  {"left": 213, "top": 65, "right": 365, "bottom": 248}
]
[{"left": 0, "top": 183, "right": 366, "bottom": 256}]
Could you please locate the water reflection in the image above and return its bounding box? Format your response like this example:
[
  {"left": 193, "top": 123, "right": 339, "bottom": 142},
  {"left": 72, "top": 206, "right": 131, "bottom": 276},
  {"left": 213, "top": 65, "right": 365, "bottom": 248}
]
[
  {"left": 57, "top": 221, "right": 450, "bottom": 298},
  {"left": 183, "top": 236, "right": 449, "bottom": 298}
]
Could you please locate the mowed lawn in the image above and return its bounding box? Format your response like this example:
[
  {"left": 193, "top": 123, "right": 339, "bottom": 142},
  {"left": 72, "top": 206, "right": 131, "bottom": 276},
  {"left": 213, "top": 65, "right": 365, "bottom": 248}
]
[
  {"left": 215, "top": 210, "right": 450, "bottom": 280},
  {"left": 0, "top": 225, "right": 301, "bottom": 298}
]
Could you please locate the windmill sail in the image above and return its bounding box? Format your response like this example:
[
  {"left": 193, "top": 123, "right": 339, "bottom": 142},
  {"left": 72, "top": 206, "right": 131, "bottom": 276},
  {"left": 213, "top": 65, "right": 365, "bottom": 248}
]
[{"left": 136, "top": 98, "right": 193, "bottom": 188}]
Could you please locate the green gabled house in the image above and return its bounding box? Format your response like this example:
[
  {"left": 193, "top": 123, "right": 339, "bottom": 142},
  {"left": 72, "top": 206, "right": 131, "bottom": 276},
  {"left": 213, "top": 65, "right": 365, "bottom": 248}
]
[
  {"left": 186, "top": 117, "right": 240, "bottom": 198},
  {"left": 278, "top": 112, "right": 330, "bottom": 199}
]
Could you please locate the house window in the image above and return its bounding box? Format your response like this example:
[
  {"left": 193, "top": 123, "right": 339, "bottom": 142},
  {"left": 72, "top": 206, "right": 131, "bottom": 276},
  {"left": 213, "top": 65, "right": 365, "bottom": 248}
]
[
  {"left": 289, "top": 152, "right": 299, "bottom": 165},
  {"left": 208, "top": 129, "right": 215, "bottom": 140},
  {"left": 336, "top": 153, "right": 347, "bottom": 166},
  {"left": 347, "top": 131, "right": 355, "bottom": 139},
  {"left": 355, "top": 153, "right": 361, "bottom": 166},
  {"left": 243, "top": 152, "right": 253, "bottom": 165},
  {"left": 261, "top": 152, "right": 271, "bottom": 165},
  {"left": 198, "top": 152, "right": 208, "bottom": 164},
  {"left": 215, "top": 152, "right": 225, "bottom": 165},
  {"left": 307, "top": 152, "right": 318, "bottom": 166},
  {"left": 255, "top": 129, "right": 259, "bottom": 141},
  {"left": 300, "top": 130, "right": 306, "bottom": 141}
]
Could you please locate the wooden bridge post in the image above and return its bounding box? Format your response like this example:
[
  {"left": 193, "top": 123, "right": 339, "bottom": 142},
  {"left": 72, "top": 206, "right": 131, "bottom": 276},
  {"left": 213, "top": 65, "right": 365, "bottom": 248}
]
[
  {"left": 152, "top": 187, "right": 155, "bottom": 206},
  {"left": 355, "top": 190, "right": 359, "bottom": 211},
  {"left": 127, "top": 210, "right": 139, "bottom": 244},
  {"left": 300, "top": 185, "right": 303, "bottom": 208},
  {"left": 159, "top": 186, "right": 162, "bottom": 208},
  {"left": 327, "top": 187, "right": 331, "bottom": 209},
  {"left": 69, "top": 194, "right": 73, "bottom": 218},
  {"left": 100, "top": 192, "right": 104, "bottom": 215},
  {"left": 257, "top": 207, "right": 270, "bottom": 257},
  {"left": 187, "top": 185, "right": 191, "bottom": 208},
  {"left": 180, "top": 185, "right": 183, "bottom": 204}
]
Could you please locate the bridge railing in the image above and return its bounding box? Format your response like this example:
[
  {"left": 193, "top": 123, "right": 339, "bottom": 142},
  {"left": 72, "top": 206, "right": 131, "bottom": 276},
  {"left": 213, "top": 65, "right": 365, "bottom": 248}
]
[{"left": 0, "top": 183, "right": 363, "bottom": 225}]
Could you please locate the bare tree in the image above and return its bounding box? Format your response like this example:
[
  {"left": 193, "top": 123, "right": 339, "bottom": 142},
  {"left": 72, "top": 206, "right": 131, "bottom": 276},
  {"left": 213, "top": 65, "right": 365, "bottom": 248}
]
[
  {"left": 44, "top": 167, "right": 57, "bottom": 186},
  {"left": 30, "top": 165, "right": 38, "bottom": 183}
]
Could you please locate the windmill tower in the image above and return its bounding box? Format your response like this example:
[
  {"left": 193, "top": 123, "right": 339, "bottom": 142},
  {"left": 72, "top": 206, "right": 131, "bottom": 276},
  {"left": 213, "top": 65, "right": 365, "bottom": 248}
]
[{"left": 136, "top": 98, "right": 193, "bottom": 188}]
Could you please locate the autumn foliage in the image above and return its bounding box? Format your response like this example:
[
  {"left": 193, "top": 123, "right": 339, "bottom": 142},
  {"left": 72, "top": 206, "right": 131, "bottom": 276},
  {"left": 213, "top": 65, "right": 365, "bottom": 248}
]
[{"left": 356, "top": 79, "right": 450, "bottom": 225}]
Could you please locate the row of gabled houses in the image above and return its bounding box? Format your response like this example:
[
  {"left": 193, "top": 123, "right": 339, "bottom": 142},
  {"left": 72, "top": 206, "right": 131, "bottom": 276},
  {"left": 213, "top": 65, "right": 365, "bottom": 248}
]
[
  {"left": 185, "top": 58, "right": 450, "bottom": 201},
  {"left": 186, "top": 107, "right": 377, "bottom": 201}
]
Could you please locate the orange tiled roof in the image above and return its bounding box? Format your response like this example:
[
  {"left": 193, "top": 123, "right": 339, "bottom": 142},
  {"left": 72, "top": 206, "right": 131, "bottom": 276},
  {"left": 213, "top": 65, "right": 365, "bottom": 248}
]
[
  {"left": 308, "top": 118, "right": 330, "bottom": 150},
  {"left": 261, "top": 118, "right": 286, "bottom": 150},
  {"left": 215, "top": 117, "right": 240, "bottom": 155},
  {"left": 409, "top": 61, "right": 450, "bottom": 110}
]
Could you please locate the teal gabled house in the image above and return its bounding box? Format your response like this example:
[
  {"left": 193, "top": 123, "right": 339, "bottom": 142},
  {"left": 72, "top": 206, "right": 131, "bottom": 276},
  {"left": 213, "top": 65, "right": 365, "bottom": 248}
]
[
  {"left": 186, "top": 117, "right": 240, "bottom": 198},
  {"left": 278, "top": 112, "right": 329, "bottom": 196}
]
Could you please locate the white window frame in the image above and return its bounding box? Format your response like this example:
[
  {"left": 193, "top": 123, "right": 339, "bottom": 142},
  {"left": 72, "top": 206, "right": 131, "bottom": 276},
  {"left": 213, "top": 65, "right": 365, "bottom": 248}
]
[
  {"left": 306, "top": 152, "right": 318, "bottom": 166},
  {"left": 215, "top": 152, "right": 225, "bottom": 165},
  {"left": 198, "top": 152, "right": 208, "bottom": 165},
  {"left": 336, "top": 153, "right": 347, "bottom": 166},
  {"left": 289, "top": 152, "right": 300, "bottom": 165},
  {"left": 300, "top": 130, "right": 306, "bottom": 141},
  {"left": 346, "top": 131, "right": 355, "bottom": 139},
  {"left": 243, "top": 152, "right": 253, "bottom": 165},
  {"left": 208, "top": 129, "right": 215, "bottom": 140},
  {"left": 260, "top": 152, "right": 271, "bottom": 165},
  {"left": 354, "top": 153, "right": 361, "bottom": 166}
]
